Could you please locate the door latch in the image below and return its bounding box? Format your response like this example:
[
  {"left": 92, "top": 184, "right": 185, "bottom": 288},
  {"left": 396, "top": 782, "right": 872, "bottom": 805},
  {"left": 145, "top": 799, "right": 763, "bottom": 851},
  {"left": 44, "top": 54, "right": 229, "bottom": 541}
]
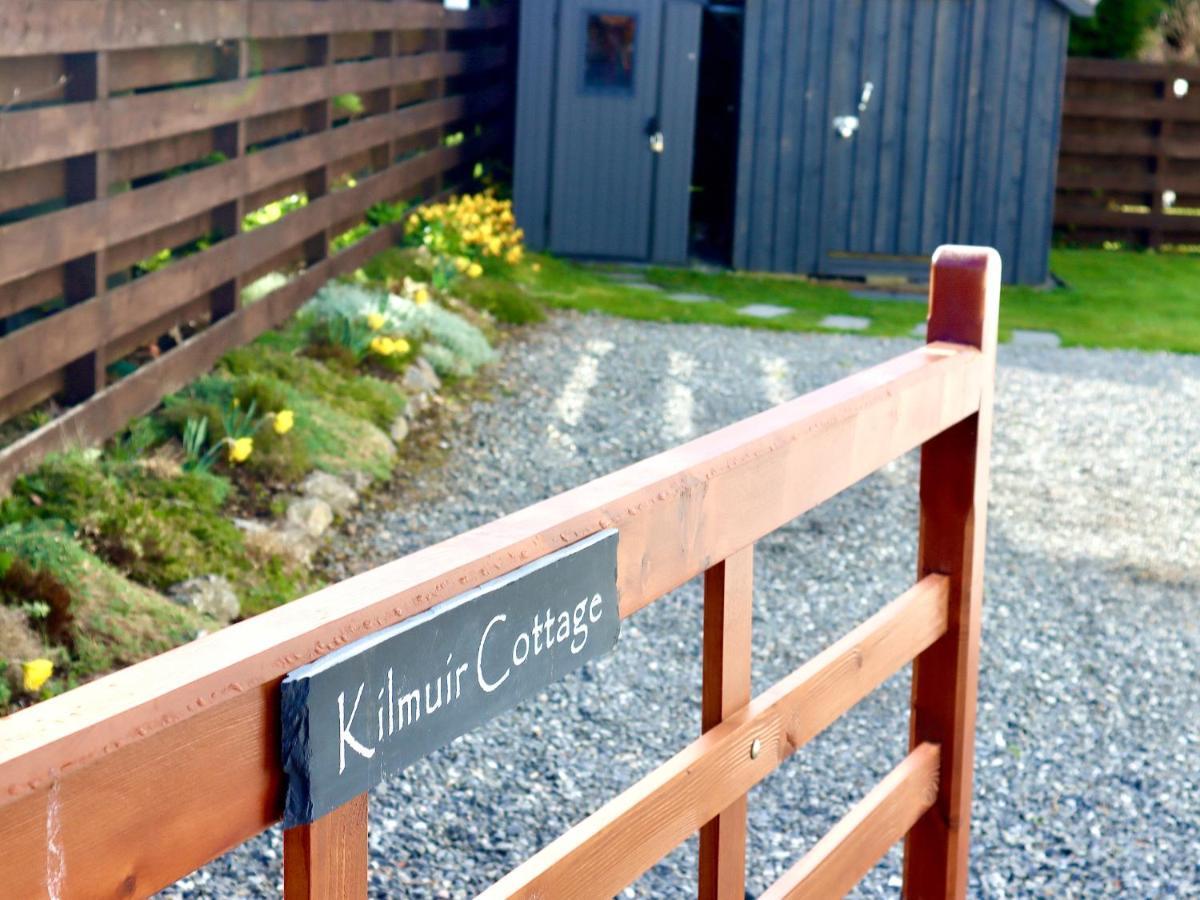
[
  {"left": 833, "top": 115, "right": 858, "bottom": 139},
  {"left": 646, "top": 116, "right": 665, "bottom": 154},
  {"left": 833, "top": 81, "right": 874, "bottom": 139}
]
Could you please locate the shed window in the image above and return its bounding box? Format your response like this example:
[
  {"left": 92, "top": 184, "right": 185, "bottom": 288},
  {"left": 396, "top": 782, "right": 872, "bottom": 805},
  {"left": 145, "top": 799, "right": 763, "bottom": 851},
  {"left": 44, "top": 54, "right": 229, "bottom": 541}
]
[{"left": 583, "top": 13, "right": 636, "bottom": 92}]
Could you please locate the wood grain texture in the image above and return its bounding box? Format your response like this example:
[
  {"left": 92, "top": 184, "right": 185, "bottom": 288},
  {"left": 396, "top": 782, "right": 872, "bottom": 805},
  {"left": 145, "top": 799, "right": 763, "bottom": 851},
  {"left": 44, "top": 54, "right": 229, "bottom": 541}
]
[
  {"left": 283, "top": 793, "right": 369, "bottom": 900},
  {"left": 478, "top": 576, "right": 950, "bottom": 900},
  {"left": 698, "top": 547, "right": 754, "bottom": 900},
  {"left": 903, "top": 246, "right": 1000, "bottom": 900},
  {"left": 760, "top": 743, "right": 941, "bottom": 900}
]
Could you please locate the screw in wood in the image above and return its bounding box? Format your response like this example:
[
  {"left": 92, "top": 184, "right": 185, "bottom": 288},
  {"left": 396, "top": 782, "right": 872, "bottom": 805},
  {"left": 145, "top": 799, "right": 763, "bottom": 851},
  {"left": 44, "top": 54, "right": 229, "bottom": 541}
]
[{"left": 750, "top": 738, "right": 762, "bottom": 760}]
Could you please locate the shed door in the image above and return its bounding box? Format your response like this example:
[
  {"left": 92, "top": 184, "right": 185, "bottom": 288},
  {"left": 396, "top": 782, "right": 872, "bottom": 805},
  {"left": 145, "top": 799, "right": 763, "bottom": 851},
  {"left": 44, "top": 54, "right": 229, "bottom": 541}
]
[
  {"left": 818, "top": 0, "right": 967, "bottom": 279},
  {"left": 548, "top": 0, "right": 697, "bottom": 260}
]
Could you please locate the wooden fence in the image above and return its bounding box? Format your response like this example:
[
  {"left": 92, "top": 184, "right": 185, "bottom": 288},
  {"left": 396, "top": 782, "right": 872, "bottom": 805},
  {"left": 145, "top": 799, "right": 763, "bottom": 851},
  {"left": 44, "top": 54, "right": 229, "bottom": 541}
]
[
  {"left": 1056, "top": 56, "right": 1200, "bottom": 247},
  {"left": 0, "top": 246, "right": 1000, "bottom": 899},
  {"left": 0, "top": 0, "right": 513, "bottom": 487}
]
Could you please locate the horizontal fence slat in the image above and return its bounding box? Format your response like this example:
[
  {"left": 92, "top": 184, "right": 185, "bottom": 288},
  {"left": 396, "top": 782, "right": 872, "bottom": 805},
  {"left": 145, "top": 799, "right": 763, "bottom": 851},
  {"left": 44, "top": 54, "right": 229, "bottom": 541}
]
[
  {"left": 758, "top": 743, "right": 941, "bottom": 900},
  {"left": 1054, "top": 203, "right": 1200, "bottom": 233},
  {"left": 1066, "top": 56, "right": 1200, "bottom": 82},
  {"left": 0, "top": 347, "right": 981, "bottom": 896},
  {"left": 1062, "top": 96, "right": 1200, "bottom": 122},
  {"left": 0, "top": 84, "right": 509, "bottom": 288},
  {"left": 0, "top": 47, "right": 508, "bottom": 169},
  {"left": 0, "top": 1, "right": 511, "bottom": 57},
  {"left": 479, "top": 578, "right": 950, "bottom": 899}
]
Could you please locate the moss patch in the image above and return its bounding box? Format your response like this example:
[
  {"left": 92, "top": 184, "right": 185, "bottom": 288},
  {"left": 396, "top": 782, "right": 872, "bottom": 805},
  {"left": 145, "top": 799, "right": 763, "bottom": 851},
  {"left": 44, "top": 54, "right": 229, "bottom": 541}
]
[
  {"left": 0, "top": 521, "right": 208, "bottom": 709},
  {"left": 1, "top": 451, "right": 317, "bottom": 609}
]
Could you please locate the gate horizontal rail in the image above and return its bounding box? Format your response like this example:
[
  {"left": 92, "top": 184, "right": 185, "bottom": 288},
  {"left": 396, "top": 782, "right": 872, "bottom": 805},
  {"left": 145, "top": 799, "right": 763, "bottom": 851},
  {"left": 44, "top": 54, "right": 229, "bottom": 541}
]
[{"left": 0, "top": 246, "right": 1000, "bottom": 898}]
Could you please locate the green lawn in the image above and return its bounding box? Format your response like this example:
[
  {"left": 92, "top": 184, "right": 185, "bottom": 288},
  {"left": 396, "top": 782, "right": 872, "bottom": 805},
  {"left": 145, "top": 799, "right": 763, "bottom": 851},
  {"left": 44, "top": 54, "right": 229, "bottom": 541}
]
[{"left": 508, "top": 248, "right": 1200, "bottom": 354}]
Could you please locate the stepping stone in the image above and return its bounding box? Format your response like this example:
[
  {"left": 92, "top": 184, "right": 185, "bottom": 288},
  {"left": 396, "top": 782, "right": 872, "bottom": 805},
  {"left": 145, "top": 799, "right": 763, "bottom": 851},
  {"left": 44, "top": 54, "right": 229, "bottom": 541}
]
[
  {"left": 1011, "top": 329, "right": 1061, "bottom": 348},
  {"left": 911, "top": 322, "right": 928, "bottom": 338},
  {"left": 739, "top": 303, "right": 792, "bottom": 319},
  {"left": 617, "top": 280, "right": 663, "bottom": 292},
  {"left": 666, "top": 292, "right": 713, "bottom": 304},
  {"left": 603, "top": 271, "right": 649, "bottom": 283},
  {"left": 819, "top": 314, "right": 871, "bottom": 331}
]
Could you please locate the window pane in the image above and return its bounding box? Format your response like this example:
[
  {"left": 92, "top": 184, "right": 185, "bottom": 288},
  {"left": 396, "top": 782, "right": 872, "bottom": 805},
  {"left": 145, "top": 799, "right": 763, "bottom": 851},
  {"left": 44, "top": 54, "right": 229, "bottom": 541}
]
[{"left": 584, "top": 13, "right": 636, "bottom": 92}]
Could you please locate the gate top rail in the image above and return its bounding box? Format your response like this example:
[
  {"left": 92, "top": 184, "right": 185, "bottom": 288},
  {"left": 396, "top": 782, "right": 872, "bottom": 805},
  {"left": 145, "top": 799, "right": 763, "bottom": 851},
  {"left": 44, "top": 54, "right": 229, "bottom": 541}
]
[{"left": 0, "top": 247, "right": 998, "bottom": 899}]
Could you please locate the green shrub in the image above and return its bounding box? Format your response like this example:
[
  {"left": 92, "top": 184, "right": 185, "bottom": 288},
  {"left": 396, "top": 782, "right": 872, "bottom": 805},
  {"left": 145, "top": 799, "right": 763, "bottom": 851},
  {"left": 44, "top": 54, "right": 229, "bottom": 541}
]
[
  {"left": 1069, "top": 0, "right": 1166, "bottom": 58},
  {"left": 454, "top": 276, "right": 545, "bottom": 325},
  {"left": 303, "top": 282, "right": 495, "bottom": 377},
  {"left": 221, "top": 345, "right": 406, "bottom": 429}
]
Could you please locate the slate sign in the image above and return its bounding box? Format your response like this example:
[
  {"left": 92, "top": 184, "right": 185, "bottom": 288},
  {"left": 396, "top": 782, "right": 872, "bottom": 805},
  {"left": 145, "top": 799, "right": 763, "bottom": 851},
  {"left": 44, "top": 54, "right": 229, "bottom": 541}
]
[{"left": 280, "top": 529, "right": 619, "bottom": 826}]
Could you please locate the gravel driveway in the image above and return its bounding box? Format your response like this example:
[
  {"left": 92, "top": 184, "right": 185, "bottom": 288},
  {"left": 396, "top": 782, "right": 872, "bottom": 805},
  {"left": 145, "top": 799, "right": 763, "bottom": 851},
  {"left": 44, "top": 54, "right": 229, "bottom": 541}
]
[{"left": 167, "top": 312, "right": 1200, "bottom": 898}]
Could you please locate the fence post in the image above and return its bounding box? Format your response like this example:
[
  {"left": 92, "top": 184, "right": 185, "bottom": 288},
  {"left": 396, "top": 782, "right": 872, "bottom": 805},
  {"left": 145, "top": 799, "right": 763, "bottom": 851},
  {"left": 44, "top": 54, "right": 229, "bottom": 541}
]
[
  {"left": 61, "top": 50, "right": 109, "bottom": 404},
  {"left": 902, "top": 246, "right": 1000, "bottom": 899},
  {"left": 698, "top": 545, "right": 753, "bottom": 900},
  {"left": 283, "top": 792, "right": 369, "bottom": 899}
]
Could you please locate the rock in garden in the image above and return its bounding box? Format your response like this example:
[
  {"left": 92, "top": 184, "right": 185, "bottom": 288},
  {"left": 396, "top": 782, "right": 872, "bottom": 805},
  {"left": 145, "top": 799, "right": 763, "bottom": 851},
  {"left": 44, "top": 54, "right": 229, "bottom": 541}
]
[
  {"left": 406, "top": 392, "right": 431, "bottom": 418},
  {"left": 286, "top": 496, "right": 334, "bottom": 538},
  {"left": 168, "top": 575, "right": 239, "bottom": 624},
  {"left": 236, "top": 519, "right": 317, "bottom": 568},
  {"left": 404, "top": 357, "right": 441, "bottom": 394},
  {"left": 390, "top": 416, "right": 410, "bottom": 445},
  {"left": 345, "top": 470, "right": 375, "bottom": 493},
  {"left": 300, "top": 471, "right": 359, "bottom": 515}
]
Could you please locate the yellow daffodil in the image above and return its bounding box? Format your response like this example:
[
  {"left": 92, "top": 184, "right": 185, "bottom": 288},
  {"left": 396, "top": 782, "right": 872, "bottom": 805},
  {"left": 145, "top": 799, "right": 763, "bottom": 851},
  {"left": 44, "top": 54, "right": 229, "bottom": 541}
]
[
  {"left": 413, "top": 286, "right": 430, "bottom": 305},
  {"left": 273, "top": 409, "right": 295, "bottom": 435},
  {"left": 505, "top": 246, "right": 524, "bottom": 265},
  {"left": 228, "top": 436, "right": 254, "bottom": 463},
  {"left": 454, "top": 256, "right": 471, "bottom": 273},
  {"left": 22, "top": 658, "right": 53, "bottom": 693},
  {"left": 370, "top": 336, "right": 394, "bottom": 356},
  {"left": 532, "top": 262, "right": 542, "bottom": 273},
  {"left": 467, "top": 262, "right": 483, "bottom": 279},
  {"left": 366, "top": 311, "right": 386, "bottom": 331},
  {"left": 392, "top": 338, "right": 411, "bottom": 355}
]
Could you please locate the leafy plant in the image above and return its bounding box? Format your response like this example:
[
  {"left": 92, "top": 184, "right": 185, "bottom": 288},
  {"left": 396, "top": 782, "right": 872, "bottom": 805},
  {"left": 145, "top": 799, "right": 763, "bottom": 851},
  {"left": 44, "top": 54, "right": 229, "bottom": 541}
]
[
  {"left": 243, "top": 192, "right": 308, "bottom": 232},
  {"left": 182, "top": 416, "right": 222, "bottom": 473},
  {"left": 1070, "top": 0, "right": 1167, "bottom": 58},
  {"left": 333, "top": 92, "right": 365, "bottom": 116}
]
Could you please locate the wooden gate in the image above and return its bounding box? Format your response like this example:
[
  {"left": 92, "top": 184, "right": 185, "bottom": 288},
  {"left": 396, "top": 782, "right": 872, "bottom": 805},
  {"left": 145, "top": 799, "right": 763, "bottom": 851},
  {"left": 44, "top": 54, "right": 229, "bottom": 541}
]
[{"left": 0, "top": 246, "right": 1000, "bottom": 899}]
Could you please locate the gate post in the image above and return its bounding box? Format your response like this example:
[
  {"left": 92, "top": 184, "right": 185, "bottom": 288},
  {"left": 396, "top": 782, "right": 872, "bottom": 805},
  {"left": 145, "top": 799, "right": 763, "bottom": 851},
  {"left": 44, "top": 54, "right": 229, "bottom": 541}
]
[
  {"left": 283, "top": 792, "right": 369, "bottom": 899},
  {"left": 903, "top": 246, "right": 1001, "bottom": 899},
  {"left": 698, "top": 545, "right": 754, "bottom": 900}
]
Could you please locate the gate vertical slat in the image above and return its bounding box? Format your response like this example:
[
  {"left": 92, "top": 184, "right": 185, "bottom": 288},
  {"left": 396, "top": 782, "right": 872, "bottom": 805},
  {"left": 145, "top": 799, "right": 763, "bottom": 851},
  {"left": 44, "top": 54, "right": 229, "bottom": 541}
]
[
  {"left": 902, "top": 246, "right": 1000, "bottom": 899},
  {"left": 698, "top": 546, "right": 755, "bottom": 900},
  {"left": 283, "top": 792, "right": 369, "bottom": 899}
]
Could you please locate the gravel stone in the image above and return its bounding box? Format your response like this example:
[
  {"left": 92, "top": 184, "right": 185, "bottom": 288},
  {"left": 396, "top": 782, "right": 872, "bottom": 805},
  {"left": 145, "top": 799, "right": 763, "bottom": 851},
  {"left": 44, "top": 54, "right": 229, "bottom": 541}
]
[{"left": 162, "top": 312, "right": 1200, "bottom": 898}]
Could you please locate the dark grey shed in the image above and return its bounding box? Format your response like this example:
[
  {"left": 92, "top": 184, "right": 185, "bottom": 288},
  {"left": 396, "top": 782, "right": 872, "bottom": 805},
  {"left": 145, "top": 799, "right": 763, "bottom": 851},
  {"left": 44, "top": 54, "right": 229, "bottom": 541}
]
[{"left": 514, "top": 0, "right": 1095, "bottom": 284}]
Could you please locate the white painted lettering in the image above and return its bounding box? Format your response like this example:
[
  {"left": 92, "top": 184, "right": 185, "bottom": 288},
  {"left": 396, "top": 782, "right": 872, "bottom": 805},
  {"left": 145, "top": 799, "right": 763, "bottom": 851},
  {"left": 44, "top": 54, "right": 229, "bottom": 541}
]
[
  {"left": 478, "top": 614, "right": 511, "bottom": 693},
  {"left": 338, "top": 683, "right": 376, "bottom": 774}
]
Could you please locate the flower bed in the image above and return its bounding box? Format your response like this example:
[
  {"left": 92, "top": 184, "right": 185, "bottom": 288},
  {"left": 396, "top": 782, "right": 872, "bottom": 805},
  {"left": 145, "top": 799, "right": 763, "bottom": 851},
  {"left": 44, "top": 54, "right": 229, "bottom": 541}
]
[{"left": 0, "top": 192, "right": 540, "bottom": 714}]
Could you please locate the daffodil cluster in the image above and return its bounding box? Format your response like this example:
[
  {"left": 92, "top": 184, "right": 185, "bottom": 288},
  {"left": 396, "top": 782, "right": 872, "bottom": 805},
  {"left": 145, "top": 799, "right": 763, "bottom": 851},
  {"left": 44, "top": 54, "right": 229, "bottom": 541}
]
[
  {"left": 405, "top": 192, "right": 525, "bottom": 282},
  {"left": 181, "top": 400, "right": 297, "bottom": 472}
]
